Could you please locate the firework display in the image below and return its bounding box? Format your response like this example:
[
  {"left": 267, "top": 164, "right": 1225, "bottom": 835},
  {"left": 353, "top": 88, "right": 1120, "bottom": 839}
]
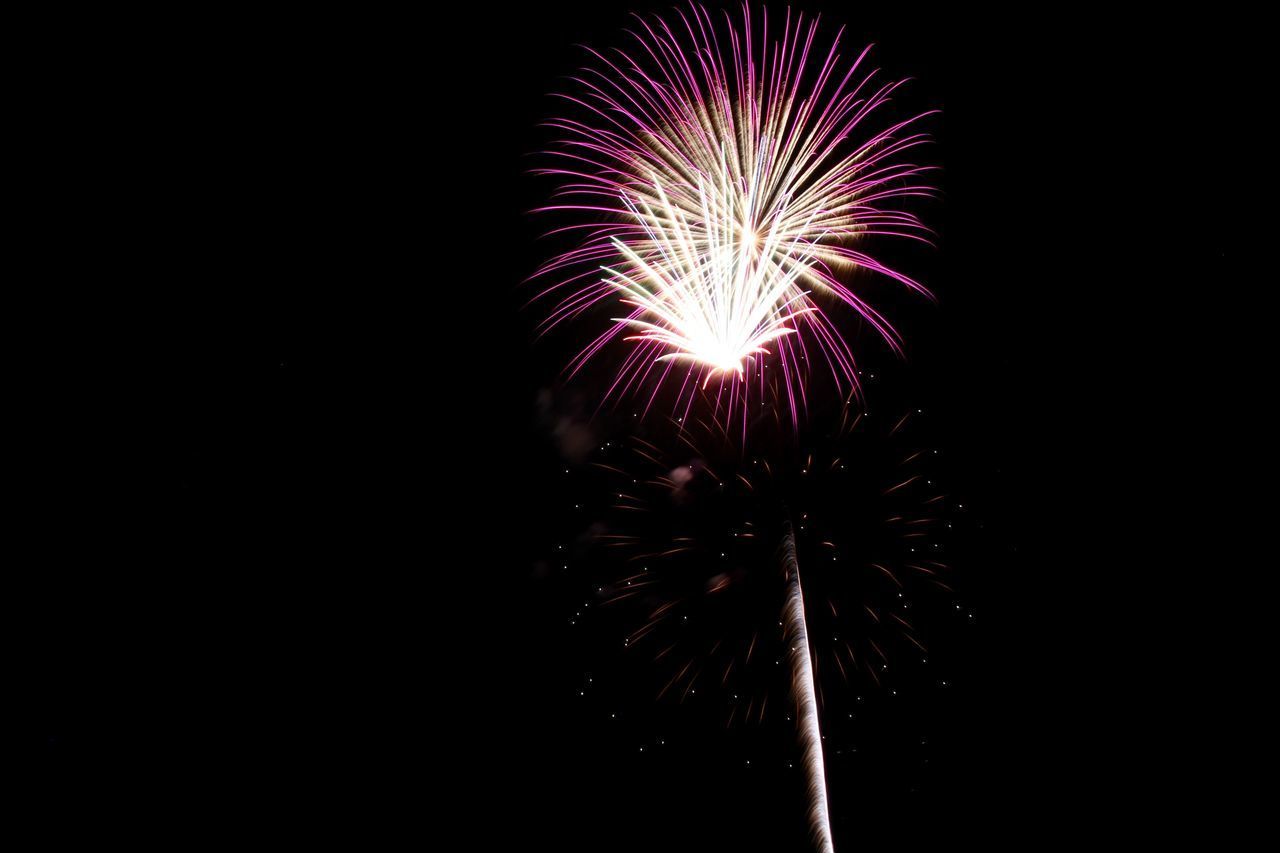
[{"left": 532, "top": 4, "right": 940, "bottom": 849}]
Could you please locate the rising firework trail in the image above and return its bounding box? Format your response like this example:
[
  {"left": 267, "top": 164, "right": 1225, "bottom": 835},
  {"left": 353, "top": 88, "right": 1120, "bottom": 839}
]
[{"left": 781, "top": 522, "right": 834, "bottom": 853}]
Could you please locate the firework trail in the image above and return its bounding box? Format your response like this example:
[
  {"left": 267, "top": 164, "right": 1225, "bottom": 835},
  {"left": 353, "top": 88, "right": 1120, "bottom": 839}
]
[{"left": 781, "top": 522, "right": 835, "bottom": 853}]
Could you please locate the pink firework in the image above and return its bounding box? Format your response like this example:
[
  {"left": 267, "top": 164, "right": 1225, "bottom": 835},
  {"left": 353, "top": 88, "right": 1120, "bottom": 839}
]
[{"left": 532, "top": 2, "right": 936, "bottom": 431}]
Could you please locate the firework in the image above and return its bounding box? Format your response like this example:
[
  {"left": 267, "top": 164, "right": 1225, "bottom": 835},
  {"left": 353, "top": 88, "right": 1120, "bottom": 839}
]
[
  {"left": 534, "top": 6, "right": 941, "bottom": 849},
  {"left": 582, "top": 407, "right": 953, "bottom": 704},
  {"left": 782, "top": 524, "right": 834, "bottom": 853},
  {"left": 534, "top": 2, "right": 934, "bottom": 426},
  {"left": 565, "top": 406, "right": 959, "bottom": 847}
]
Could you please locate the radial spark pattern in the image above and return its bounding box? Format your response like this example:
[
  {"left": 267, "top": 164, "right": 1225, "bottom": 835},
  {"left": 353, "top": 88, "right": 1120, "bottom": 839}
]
[{"left": 535, "top": 3, "right": 935, "bottom": 428}]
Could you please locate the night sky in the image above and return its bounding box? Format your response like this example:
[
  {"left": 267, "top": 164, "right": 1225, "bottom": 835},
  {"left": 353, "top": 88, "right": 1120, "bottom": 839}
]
[{"left": 37, "top": 4, "right": 1234, "bottom": 847}]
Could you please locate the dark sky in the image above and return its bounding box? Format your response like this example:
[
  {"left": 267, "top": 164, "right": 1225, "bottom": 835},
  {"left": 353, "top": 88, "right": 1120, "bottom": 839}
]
[{"left": 37, "top": 3, "right": 1234, "bottom": 847}]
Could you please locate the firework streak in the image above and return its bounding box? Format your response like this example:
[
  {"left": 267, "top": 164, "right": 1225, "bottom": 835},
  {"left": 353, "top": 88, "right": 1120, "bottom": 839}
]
[{"left": 781, "top": 523, "right": 835, "bottom": 853}]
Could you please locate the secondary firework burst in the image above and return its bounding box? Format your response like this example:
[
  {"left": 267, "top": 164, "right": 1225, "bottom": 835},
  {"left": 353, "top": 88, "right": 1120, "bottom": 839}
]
[
  {"left": 534, "top": 2, "right": 935, "bottom": 427},
  {"left": 576, "top": 407, "right": 956, "bottom": 708},
  {"left": 556, "top": 405, "right": 966, "bottom": 840}
]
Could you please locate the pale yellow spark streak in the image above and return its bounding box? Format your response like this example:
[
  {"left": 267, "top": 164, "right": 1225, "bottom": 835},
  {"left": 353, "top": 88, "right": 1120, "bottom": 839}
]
[
  {"left": 601, "top": 178, "right": 820, "bottom": 379},
  {"left": 781, "top": 525, "right": 836, "bottom": 853}
]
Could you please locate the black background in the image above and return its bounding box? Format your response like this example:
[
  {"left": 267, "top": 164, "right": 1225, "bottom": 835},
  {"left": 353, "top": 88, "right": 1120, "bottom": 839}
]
[{"left": 36, "top": 3, "right": 1235, "bottom": 847}]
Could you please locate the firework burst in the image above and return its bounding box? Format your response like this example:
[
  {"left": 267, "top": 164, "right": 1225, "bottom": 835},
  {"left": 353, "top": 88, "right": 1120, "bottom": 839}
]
[
  {"left": 555, "top": 407, "right": 962, "bottom": 835},
  {"left": 534, "top": 2, "right": 935, "bottom": 427},
  {"left": 557, "top": 405, "right": 965, "bottom": 844},
  {"left": 578, "top": 407, "right": 956, "bottom": 708}
]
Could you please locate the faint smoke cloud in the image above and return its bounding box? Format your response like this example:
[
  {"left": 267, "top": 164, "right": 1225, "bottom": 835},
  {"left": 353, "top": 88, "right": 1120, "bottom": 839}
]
[{"left": 536, "top": 388, "right": 597, "bottom": 464}]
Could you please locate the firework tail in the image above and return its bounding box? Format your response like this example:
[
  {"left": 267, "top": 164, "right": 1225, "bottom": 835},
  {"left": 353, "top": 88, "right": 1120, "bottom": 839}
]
[{"left": 781, "top": 522, "right": 835, "bottom": 853}]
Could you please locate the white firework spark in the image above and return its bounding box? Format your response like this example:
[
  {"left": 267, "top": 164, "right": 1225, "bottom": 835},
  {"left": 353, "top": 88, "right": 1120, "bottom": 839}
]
[
  {"left": 783, "top": 525, "right": 835, "bottom": 853},
  {"left": 601, "top": 178, "right": 819, "bottom": 384}
]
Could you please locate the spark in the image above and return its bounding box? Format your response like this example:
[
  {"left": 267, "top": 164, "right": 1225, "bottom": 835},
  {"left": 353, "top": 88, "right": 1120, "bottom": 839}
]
[
  {"left": 781, "top": 525, "right": 835, "bottom": 853},
  {"left": 601, "top": 180, "right": 818, "bottom": 386}
]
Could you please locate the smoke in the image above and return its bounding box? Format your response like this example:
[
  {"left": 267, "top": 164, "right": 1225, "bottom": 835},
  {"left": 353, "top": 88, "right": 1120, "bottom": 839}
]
[{"left": 536, "top": 388, "right": 597, "bottom": 464}]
